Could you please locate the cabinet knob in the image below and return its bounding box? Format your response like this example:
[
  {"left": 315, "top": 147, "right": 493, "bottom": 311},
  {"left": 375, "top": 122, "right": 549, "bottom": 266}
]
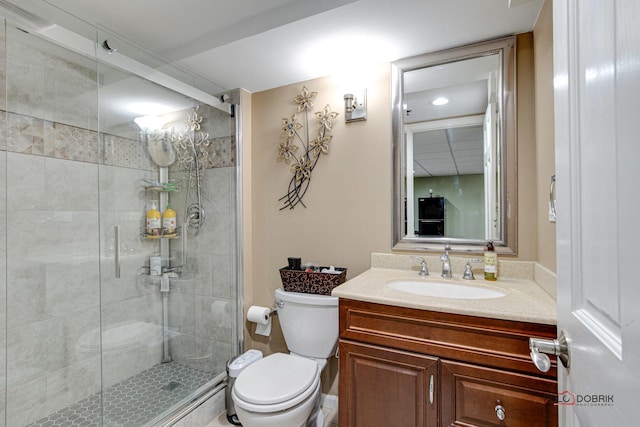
[{"left": 495, "top": 404, "right": 506, "bottom": 421}]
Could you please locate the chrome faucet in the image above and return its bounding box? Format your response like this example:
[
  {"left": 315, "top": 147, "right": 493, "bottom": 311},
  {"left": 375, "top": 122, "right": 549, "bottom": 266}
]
[
  {"left": 440, "top": 245, "right": 452, "bottom": 278},
  {"left": 411, "top": 256, "right": 429, "bottom": 276}
]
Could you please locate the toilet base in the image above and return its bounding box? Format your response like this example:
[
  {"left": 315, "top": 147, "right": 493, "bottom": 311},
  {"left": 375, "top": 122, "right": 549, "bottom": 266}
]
[
  {"left": 306, "top": 397, "right": 324, "bottom": 427},
  {"left": 234, "top": 381, "right": 321, "bottom": 427}
]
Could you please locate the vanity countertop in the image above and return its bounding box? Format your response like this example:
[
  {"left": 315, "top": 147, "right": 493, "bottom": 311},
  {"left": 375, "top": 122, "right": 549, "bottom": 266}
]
[{"left": 331, "top": 267, "right": 557, "bottom": 325}]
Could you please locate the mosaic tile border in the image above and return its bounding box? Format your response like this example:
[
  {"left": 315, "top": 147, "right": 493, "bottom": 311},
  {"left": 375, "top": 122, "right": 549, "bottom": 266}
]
[{"left": 1, "top": 110, "right": 235, "bottom": 171}]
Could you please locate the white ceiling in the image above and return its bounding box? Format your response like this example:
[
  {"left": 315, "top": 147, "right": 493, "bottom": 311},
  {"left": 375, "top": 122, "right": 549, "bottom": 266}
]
[
  {"left": 405, "top": 54, "right": 499, "bottom": 177},
  {"left": 413, "top": 125, "right": 485, "bottom": 178},
  {"left": 22, "top": 0, "right": 543, "bottom": 93},
  {"left": 404, "top": 54, "right": 499, "bottom": 123}
]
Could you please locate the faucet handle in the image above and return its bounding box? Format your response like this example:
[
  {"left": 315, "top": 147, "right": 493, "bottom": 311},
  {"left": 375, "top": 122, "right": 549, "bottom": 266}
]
[
  {"left": 462, "top": 259, "right": 483, "bottom": 280},
  {"left": 410, "top": 256, "right": 429, "bottom": 276}
]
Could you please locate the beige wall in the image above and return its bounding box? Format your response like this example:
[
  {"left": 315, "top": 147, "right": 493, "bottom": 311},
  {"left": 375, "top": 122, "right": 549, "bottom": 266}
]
[
  {"left": 246, "top": 65, "right": 392, "bottom": 392},
  {"left": 243, "top": 26, "right": 556, "bottom": 394},
  {"left": 241, "top": 87, "right": 254, "bottom": 351},
  {"left": 515, "top": 32, "right": 537, "bottom": 262},
  {"left": 534, "top": 0, "right": 557, "bottom": 271}
]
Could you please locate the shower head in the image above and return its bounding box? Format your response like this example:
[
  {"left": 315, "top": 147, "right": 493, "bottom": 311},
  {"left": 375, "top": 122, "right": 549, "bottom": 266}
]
[{"left": 146, "top": 132, "right": 176, "bottom": 168}]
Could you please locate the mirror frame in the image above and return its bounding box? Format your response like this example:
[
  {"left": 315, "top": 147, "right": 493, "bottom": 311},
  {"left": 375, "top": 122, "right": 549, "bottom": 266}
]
[{"left": 392, "top": 36, "right": 517, "bottom": 254}]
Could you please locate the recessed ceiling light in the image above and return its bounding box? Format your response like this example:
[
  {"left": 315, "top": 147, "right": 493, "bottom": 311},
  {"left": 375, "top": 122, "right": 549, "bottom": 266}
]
[{"left": 432, "top": 97, "right": 449, "bottom": 106}]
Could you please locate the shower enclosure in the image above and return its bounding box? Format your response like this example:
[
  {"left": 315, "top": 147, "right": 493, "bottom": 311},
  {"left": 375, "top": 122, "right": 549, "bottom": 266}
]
[{"left": 0, "top": 4, "right": 241, "bottom": 426}]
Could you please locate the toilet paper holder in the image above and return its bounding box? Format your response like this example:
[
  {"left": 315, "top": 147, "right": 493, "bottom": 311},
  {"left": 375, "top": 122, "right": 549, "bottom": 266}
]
[{"left": 247, "top": 305, "right": 278, "bottom": 337}]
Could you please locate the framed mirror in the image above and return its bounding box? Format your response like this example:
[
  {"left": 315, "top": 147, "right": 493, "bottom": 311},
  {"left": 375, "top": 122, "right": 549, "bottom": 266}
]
[{"left": 392, "top": 36, "right": 517, "bottom": 254}]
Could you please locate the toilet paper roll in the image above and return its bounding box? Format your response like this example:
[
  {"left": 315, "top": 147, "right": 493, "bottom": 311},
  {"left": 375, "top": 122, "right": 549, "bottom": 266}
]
[{"left": 247, "top": 305, "right": 272, "bottom": 336}]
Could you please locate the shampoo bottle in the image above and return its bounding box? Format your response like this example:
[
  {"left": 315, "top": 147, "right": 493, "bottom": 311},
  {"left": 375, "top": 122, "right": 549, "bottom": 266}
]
[
  {"left": 162, "top": 202, "right": 177, "bottom": 237},
  {"left": 484, "top": 241, "right": 497, "bottom": 281},
  {"left": 146, "top": 200, "right": 161, "bottom": 238}
]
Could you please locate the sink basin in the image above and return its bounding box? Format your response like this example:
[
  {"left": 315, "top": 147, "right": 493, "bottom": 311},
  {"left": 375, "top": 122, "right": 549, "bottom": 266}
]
[{"left": 387, "top": 280, "right": 506, "bottom": 300}]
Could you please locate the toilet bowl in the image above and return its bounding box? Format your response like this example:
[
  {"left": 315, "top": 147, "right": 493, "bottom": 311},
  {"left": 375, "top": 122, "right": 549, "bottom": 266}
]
[
  {"left": 232, "top": 289, "right": 338, "bottom": 427},
  {"left": 231, "top": 353, "right": 321, "bottom": 427}
]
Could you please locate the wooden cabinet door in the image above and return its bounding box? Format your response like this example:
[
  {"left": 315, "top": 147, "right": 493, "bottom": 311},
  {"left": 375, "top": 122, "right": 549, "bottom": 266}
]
[
  {"left": 441, "top": 360, "right": 558, "bottom": 427},
  {"left": 339, "top": 340, "right": 439, "bottom": 427}
]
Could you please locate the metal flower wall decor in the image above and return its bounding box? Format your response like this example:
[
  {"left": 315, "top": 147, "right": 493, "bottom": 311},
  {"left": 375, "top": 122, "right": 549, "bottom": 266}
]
[
  {"left": 168, "top": 106, "right": 211, "bottom": 231},
  {"left": 171, "top": 107, "right": 211, "bottom": 183},
  {"left": 277, "top": 86, "right": 338, "bottom": 210}
]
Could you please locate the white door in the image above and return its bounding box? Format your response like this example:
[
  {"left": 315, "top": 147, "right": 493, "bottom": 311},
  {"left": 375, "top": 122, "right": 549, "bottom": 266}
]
[{"left": 553, "top": 0, "right": 640, "bottom": 425}]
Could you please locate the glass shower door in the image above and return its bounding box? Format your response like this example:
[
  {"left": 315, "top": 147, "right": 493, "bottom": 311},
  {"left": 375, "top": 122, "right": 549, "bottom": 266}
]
[
  {"left": 96, "top": 34, "right": 238, "bottom": 425},
  {"left": 1, "top": 11, "right": 238, "bottom": 425},
  {"left": 0, "top": 16, "right": 7, "bottom": 427},
  {"left": 3, "top": 21, "right": 104, "bottom": 426}
]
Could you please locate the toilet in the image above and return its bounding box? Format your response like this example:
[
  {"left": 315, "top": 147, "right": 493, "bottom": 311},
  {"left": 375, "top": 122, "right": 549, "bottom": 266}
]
[{"left": 231, "top": 288, "right": 339, "bottom": 427}]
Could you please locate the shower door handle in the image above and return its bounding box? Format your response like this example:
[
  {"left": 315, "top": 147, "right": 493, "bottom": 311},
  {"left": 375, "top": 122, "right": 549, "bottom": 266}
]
[{"left": 114, "top": 225, "right": 121, "bottom": 278}]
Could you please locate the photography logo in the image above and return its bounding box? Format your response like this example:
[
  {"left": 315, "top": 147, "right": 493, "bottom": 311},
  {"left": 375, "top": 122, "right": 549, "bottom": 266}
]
[
  {"left": 556, "top": 390, "right": 576, "bottom": 406},
  {"left": 556, "top": 390, "right": 614, "bottom": 407}
]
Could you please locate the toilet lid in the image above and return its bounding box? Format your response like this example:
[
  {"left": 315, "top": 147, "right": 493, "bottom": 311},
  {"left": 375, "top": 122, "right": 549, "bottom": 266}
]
[{"left": 233, "top": 353, "right": 318, "bottom": 405}]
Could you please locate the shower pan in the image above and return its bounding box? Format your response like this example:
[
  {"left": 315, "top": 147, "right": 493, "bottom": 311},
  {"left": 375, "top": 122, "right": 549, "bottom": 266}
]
[{"left": 0, "top": 4, "right": 242, "bottom": 426}]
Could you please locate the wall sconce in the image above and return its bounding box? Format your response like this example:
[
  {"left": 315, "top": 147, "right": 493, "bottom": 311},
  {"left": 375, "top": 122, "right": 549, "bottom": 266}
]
[{"left": 344, "top": 89, "right": 367, "bottom": 122}]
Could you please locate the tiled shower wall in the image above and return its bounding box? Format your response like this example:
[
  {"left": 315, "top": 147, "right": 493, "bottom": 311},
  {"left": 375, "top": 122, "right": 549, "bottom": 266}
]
[{"left": 0, "top": 18, "right": 237, "bottom": 427}]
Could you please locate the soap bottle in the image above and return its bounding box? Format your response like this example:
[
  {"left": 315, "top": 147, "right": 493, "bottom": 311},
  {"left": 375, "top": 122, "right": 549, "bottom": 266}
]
[
  {"left": 146, "top": 200, "right": 161, "bottom": 238},
  {"left": 484, "top": 241, "right": 497, "bottom": 281},
  {"left": 162, "top": 201, "right": 177, "bottom": 237}
]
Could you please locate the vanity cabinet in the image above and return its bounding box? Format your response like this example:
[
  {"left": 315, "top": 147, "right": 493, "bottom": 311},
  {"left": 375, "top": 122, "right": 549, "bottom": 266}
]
[
  {"left": 341, "top": 340, "right": 439, "bottom": 426},
  {"left": 338, "top": 299, "right": 558, "bottom": 427}
]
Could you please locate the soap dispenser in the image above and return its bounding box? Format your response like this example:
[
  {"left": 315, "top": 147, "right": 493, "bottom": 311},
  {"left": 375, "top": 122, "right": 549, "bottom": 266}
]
[
  {"left": 146, "top": 200, "right": 161, "bottom": 238},
  {"left": 484, "top": 241, "right": 497, "bottom": 281},
  {"left": 162, "top": 201, "right": 177, "bottom": 237}
]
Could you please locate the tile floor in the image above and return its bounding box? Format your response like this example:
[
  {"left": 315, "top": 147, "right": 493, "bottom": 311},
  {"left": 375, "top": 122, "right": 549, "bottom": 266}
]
[
  {"left": 205, "top": 406, "right": 339, "bottom": 427},
  {"left": 26, "top": 362, "right": 216, "bottom": 427},
  {"left": 24, "top": 358, "right": 338, "bottom": 427}
]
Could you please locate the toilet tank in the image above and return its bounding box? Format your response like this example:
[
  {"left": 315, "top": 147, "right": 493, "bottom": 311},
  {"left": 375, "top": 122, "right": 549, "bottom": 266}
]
[{"left": 275, "top": 288, "right": 339, "bottom": 359}]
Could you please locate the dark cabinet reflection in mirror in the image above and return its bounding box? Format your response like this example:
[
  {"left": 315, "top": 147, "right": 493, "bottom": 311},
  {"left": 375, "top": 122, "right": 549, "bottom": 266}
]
[
  {"left": 392, "top": 36, "right": 517, "bottom": 253},
  {"left": 418, "top": 197, "right": 445, "bottom": 236}
]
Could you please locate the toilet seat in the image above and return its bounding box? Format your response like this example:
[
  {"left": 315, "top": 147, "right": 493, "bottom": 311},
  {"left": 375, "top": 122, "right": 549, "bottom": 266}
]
[{"left": 232, "top": 353, "right": 320, "bottom": 413}]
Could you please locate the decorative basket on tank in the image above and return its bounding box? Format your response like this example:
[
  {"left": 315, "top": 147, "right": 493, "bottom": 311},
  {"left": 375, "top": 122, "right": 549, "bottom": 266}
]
[{"left": 279, "top": 267, "right": 347, "bottom": 296}]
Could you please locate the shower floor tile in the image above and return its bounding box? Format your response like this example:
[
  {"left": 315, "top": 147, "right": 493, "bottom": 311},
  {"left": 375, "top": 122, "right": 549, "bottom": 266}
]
[{"left": 27, "top": 362, "right": 217, "bottom": 427}]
